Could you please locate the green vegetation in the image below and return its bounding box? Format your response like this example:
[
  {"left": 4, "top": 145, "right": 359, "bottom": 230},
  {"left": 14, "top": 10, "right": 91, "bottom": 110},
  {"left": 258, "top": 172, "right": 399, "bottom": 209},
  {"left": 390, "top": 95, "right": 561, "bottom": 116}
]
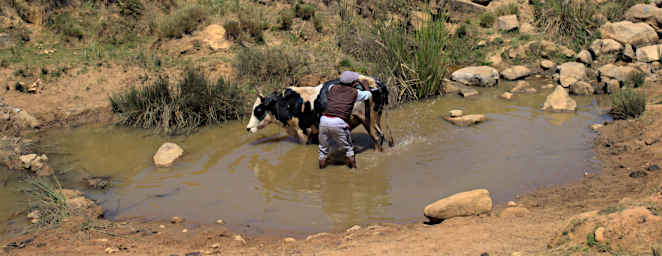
[
  {"left": 23, "top": 177, "right": 69, "bottom": 227},
  {"left": 533, "top": 0, "right": 601, "bottom": 50},
  {"left": 610, "top": 87, "right": 646, "bottom": 120},
  {"left": 278, "top": 9, "right": 295, "bottom": 30},
  {"left": 238, "top": 6, "right": 269, "bottom": 42},
  {"left": 117, "top": 0, "right": 144, "bottom": 18},
  {"left": 600, "top": 0, "right": 639, "bottom": 22},
  {"left": 224, "top": 20, "right": 241, "bottom": 40},
  {"left": 493, "top": 3, "right": 520, "bottom": 17},
  {"left": 47, "top": 12, "right": 84, "bottom": 40},
  {"left": 234, "top": 46, "right": 309, "bottom": 89},
  {"left": 295, "top": 3, "right": 316, "bottom": 20},
  {"left": 586, "top": 229, "right": 610, "bottom": 252},
  {"left": 478, "top": 12, "right": 496, "bottom": 28},
  {"left": 156, "top": 3, "right": 208, "bottom": 39},
  {"left": 110, "top": 68, "right": 246, "bottom": 135}
]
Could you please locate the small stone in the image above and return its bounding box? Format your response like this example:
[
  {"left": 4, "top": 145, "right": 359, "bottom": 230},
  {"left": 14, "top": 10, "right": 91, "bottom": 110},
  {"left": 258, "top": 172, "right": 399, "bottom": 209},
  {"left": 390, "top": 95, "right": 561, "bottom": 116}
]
[
  {"left": 647, "top": 164, "right": 660, "bottom": 171},
  {"left": 233, "top": 235, "right": 247, "bottom": 245},
  {"left": 215, "top": 219, "right": 224, "bottom": 224},
  {"left": 511, "top": 252, "right": 522, "bottom": 256},
  {"left": 95, "top": 238, "right": 109, "bottom": 243},
  {"left": 629, "top": 170, "right": 648, "bottom": 178},
  {"left": 542, "top": 83, "right": 554, "bottom": 89},
  {"left": 507, "top": 201, "right": 517, "bottom": 207},
  {"left": 210, "top": 243, "right": 221, "bottom": 249},
  {"left": 541, "top": 60, "right": 555, "bottom": 70},
  {"left": 306, "top": 232, "right": 330, "bottom": 241},
  {"left": 31, "top": 218, "right": 39, "bottom": 224},
  {"left": 591, "top": 124, "right": 604, "bottom": 132},
  {"left": 159, "top": 225, "right": 165, "bottom": 229},
  {"left": 105, "top": 247, "right": 119, "bottom": 254},
  {"left": 500, "top": 207, "right": 530, "bottom": 217},
  {"left": 283, "top": 237, "right": 296, "bottom": 243},
  {"left": 449, "top": 110, "right": 463, "bottom": 117},
  {"left": 346, "top": 225, "right": 361, "bottom": 232},
  {"left": 171, "top": 216, "right": 185, "bottom": 224},
  {"left": 182, "top": 229, "right": 188, "bottom": 233},
  {"left": 19, "top": 154, "right": 37, "bottom": 169},
  {"left": 27, "top": 210, "right": 40, "bottom": 220},
  {"left": 524, "top": 88, "right": 537, "bottom": 93},
  {"left": 500, "top": 92, "right": 513, "bottom": 100},
  {"left": 444, "top": 114, "right": 488, "bottom": 127},
  {"left": 594, "top": 227, "right": 606, "bottom": 242}
]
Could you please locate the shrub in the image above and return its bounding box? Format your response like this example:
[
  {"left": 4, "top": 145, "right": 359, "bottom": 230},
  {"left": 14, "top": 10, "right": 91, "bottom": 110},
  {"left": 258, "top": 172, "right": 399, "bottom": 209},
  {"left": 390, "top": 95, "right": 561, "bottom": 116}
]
[
  {"left": 157, "top": 4, "right": 208, "bottom": 39},
  {"left": 278, "top": 9, "right": 295, "bottom": 30},
  {"left": 47, "top": 12, "right": 84, "bottom": 40},
  {"left": 295, "top": 3, "right": 316, "bottom": 20},
  {"left": 600, "top": 0, "right": 638, "bottom": 22},
  {"left": 23, "top": 177, "right": 70, "bottom": 227},
  {"left": 234, "top": 46, "right": 308, "bottom": 87},
  {"left": 533, "top": 0, "right": 601, "bottom": 50},
  {"left": 478, "top": 12, "right": 496, "bottom": 28},
  {"left": 239, "top": 6, "right": 269, "bottom": 42},
  {"left": 224, "top": 20, "right": 241, "bottom": 40},
  {"left": 312, "top": 15, "right": 324, "bottom": 32},
  {"left": 628, "top": 72, "right": 646, "bottom": 88},
  {"left": 493, "top": 3, "right": 519, "bottom": 16},
  {"left": 610, "top": 87, "right": 646, "bottom": 120},
  {"left": 118, "top": 0, "right": 144, "bottom": 18},
  {"left": 110, "top": 68, "right": 246, "bottom": 134}
]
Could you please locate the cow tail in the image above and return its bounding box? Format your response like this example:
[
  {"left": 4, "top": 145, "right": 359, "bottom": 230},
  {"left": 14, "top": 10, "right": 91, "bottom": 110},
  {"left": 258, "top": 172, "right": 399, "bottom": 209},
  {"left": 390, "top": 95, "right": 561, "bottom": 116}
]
[{"left": 377, "top": 80, "right": 395, "bottom": 147}]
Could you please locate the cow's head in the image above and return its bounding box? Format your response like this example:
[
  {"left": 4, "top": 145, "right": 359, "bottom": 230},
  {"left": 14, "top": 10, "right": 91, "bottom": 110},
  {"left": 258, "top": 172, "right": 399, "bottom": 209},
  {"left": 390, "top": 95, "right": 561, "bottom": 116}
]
[{"left": 246, "top": 90, "right": 277, "bottom": 133}]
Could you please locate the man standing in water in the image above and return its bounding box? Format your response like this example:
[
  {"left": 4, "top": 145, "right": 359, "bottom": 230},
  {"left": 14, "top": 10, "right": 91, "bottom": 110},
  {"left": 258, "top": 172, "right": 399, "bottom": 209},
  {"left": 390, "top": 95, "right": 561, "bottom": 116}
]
[{"left": 319, "top": 71, "right": 372, "bottom": 169}]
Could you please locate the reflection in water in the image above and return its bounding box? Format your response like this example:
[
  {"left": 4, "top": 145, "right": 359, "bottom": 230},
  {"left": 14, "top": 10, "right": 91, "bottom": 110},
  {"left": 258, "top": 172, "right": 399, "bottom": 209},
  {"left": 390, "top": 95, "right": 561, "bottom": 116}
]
[{"left": 26, "top": 83, "right": 612, "bottom": 235}]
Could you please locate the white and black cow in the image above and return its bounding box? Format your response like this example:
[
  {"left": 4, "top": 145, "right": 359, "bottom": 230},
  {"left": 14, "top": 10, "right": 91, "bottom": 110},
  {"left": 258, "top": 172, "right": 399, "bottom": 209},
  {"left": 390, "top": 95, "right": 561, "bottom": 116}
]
[{"left": 246, "top": 75, "right": 394, "bottom": 152}]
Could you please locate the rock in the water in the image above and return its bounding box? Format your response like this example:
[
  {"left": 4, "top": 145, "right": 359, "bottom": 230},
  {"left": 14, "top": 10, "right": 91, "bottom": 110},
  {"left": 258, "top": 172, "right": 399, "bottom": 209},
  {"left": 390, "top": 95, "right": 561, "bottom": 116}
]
[
  {"left": 153, "top": 142, "right": 184, "bottom": 167},
  {"left": 576, "top": 50, "right": 593, "bottom": 65},
  {"left": 500, "top": 92, "right": 513, "bottom": 100},
  {"left": 443, "top": 114, "right": 487, "bottom": 126},
  {"left": 509, "top": 80, "right": 532, "bottom": 93},
  {"left": 540, "top": 60, "right": 555, "bottom": 70},
  {"left": 600, "top": 21, "right": 658, "bottom": 46},
  {"left": 449, "top": 110, "right": 464, "bottom": 117},
  {"left": 59, "top": 189, "right": 104, "bottom": 217},
  {"left": 636, "top": 44, "right": 662, "bottom": 62},
  {"left": 590, "top": 39, "right": 624, "bottom": 56},
  {"left": 570, "top": 81, "right": 594, "bottom": 95},
  {"left": 558, "top": 62, "right": 586, "bottom": 87},
  {"left": 451, "top": 66, "right": 499, "bottom": 87},
  {"left": 20, "top": 154, "right": 37, "bottom": 169},
  {"left": 591, "top": 123, "right": 604, "bottom": 132},
  {"left": 83, "top": 176, "right": 110, "bottom": 189},
  {"left": 424, "top": 189, "right": 493, "bottom": 222},
  {"left": 500, "top": 207, "right": 529, "bottom": 217},
  {"left": 542, "top": 86, "right": 577, "bottom": 112},
  {"left": 442, "top": 79, "right": 462, "bottom": 94},
  {"left": 501, "top": 65, "right": 532, "bottom": 80},
  {"left": 497, "top": 15, "right": 519, "bottom": 31},
  {"left": 594, "top": 227, "right": 606, "bottom": 242},
  {"left": 629, "top": 170, "right": 648, "bottom": 178},
  {"left": 598, "top": 64, "right": 638, "bottom": 82},
  {"left": 459, "top": 86, "right": 479, "bottom": 97}
]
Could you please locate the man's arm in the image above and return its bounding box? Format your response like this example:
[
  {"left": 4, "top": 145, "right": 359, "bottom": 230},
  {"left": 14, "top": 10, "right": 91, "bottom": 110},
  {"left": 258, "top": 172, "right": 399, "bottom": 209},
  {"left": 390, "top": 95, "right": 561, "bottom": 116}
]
[{"left": 355, "top": 89, "right": 372, "bottom": 102}]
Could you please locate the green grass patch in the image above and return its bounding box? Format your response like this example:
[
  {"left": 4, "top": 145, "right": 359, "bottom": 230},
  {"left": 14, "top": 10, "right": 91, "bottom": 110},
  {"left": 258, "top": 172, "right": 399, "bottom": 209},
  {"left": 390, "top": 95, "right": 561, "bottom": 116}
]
[
  {"left": 610, "top": 87, "right": 646, "bottom": 120},
  {"left": 23, "top": 177, "right": 70, "bottom": 228},
  {"left": 110, "top": 67, "right": 246, "bottom": 135},
  {"left": 478, "top": 12, "right": 496, "bottom": 28},
  {"left": 295, "top": 3, "right": 316, "bottom": 20},
  {"left": 156, "top": 3, "right": 208, "bottom": 39}
]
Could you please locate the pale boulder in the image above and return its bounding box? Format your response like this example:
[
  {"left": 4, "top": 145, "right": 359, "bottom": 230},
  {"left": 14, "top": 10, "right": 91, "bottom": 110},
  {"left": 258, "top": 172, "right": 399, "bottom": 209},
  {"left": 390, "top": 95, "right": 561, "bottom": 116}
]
[
  {"left": 570, "top": 81, "right": 594, "bottom": 95},
  {"left": 500, "top": 92, "right": 513, "bottom": 100},
  {"left": 558, "top": 62, "right": 586, "bottom": 87},
  {"left": 598, "top": 64, "right": 638, "bottom": 82},
  {"left": 589, "top": 39, "right": 623, "bottom": 56},
  {"left": 500, "top": 207, "right": 529, "bottom": 217},
  {"left": 497, "top": 15, "right": 519, "bottom": 31},
  {"left": 540, "top": 60, "right": 555, "bottom": 70},
  {"left": 449, "top": 110, "right": 464, "bottom": 117},
  {"left": 636, "top": 44, "right": 662, "bottom": 62},
  {"left": 501, "top": 65, "right": 532, "bottom": 80},
  {"left": 153, "top": 143, "right": 184, "bottom": 167},
  {"left": 509, "top": 80, "right": 532, "bottom": 93},
  {"left": 199, "top": 24, "right": 232, "bottom": 51},
  {"left": 443, "top": 114, "right": 487, "bottom": 126},
  {"left": 542, "top": 86, "right": 577, "bottom": 112},
  {"left": 599, "top": 21, "right": 658, "bottom": 46},
  {"left": 424, "top": 189, "right": 493, "bottom": 222},
  {"left": 15, "top": 110, "right": 40, "bottom": 129},
  {"left": 576, "top": 50, "right": 593, "bottom": 65},
  {"left": 20, "top": 154, "right": 37, "bottom": 169},
  {"left": 625, "top": 4, "right": 662, "bottom": 22},
  {"left": 451, "top": 66, "right": 500, "bottom": 87}
]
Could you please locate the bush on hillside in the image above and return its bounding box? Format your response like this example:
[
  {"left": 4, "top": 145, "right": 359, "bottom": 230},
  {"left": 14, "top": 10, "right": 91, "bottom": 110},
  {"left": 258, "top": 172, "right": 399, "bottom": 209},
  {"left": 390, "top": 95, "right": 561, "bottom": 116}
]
[
  {"left": 47, "top": 12, "right": 84, "bottom": 40},
  {"left": 110, "top": 68, "right": 245, "bottom": 135},
  {"left": 533, "top": 0, "right": 601, "bottom": 50},
  {"left": 478, "top": 12, "right": 496, "bottom": 28},
  {"left": 224, "top": 20, "right": 241, "bottom": 40},
  {"left": 493, "top": 3, "right": 519, "bottom": 16},
  {"left": 278, "top": 9, "right": 295, "bottom": 30},
  {"left": 600, "top": 0, "right": 639, "bottom": 22},
  {"left": 610, "top": 87, "right": 646, "bottom": 120},
  {"left": 118, "top": 0, "right": 144, "bottom": 18},
  {"left": 157, "top": 4, "right": 208, "bottom": 39},
  {"left": 295, "top": 3, "right": 316, "bottom": 20},
  {"left": 238, "top": 6, "right": 269, "bottom": 42},
  {"left": 234, "top": 46, "right": 308, "bottom": 88}
]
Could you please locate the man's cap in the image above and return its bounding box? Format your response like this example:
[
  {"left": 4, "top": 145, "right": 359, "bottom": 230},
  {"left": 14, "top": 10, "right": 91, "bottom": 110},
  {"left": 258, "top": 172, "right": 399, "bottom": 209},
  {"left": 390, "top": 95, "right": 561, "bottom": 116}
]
[{"left": 339, "top": 71, "right": 360, "bottom": 84}]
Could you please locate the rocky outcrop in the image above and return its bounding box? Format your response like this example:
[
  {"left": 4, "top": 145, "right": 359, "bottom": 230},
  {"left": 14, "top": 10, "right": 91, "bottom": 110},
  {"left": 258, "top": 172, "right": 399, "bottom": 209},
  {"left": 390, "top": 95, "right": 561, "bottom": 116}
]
[
  {"left": 558, "top": 62, "right": 586, "bottom": 87},
  {"left": 625, "top": 4, "right": 662, "bottom": 27},
  {"left": 497, "top": 15, "right": 519, "bottom": 31},
  {"left": 450, "top": 66, "right": 499, "bottom": 87},
  {"left": 589, "top": 39, "right": 623, "bottom": 56},
  {"left": 153, "top": 143, "right": 184, "bottom": 167},
  {"left": 501, "top": 65, "right": 531, "bottom": 80},
  {"left": 424, "top": 189, "right": 493, "bottom": 222},
  {"left": 542, "top": 86, "right": 577, "bottom": 112},
  {"left": 598, "top": 64, "right": 638, "bottom": 81},
  {"left": 19, "top": 153, "right": 52, "bottom": 176},
  {"left": 636, "top": 44, "right": 662, "bottom": 62},
  {"left": 599, "top": 21, "right": 658, "bottom": 46},
  {"left": 443, "top": 114, "right": 487, "bottom": 126}
]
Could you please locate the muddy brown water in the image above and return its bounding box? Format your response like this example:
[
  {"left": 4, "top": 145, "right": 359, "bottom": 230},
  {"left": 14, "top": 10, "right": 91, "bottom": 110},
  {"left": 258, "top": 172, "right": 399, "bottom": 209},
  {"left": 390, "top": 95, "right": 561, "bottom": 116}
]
[{"left": 5, "top": 83, "right": 612, "bottom": 237}]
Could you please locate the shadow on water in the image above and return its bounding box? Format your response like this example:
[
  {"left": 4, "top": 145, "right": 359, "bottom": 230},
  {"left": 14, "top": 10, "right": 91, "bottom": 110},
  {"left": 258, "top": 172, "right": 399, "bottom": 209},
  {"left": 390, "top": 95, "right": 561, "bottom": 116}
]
[{"left": 13, "top": 82, "right": 612, "bottom": 236}]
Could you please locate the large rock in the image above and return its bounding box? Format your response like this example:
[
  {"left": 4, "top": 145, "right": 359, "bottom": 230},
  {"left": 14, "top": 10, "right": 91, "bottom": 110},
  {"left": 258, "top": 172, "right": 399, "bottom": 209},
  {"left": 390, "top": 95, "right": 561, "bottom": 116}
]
[
  {"left": 540, "top": 60, "right": 556, "bottom": 70},
  {"left": 497, "top": 15, "right": 519, "bottom": 31},
  {"left": 501, "top": 65, "right": 531, "bottom": 80},
  {"left": 153, "top": 143, "right": 184, "bottom": 167},
  {"left": 443, "top": 114, "right": 487, "bottom": 126},
  {"left": 576, "top": 50, "right": 593, "bottom": 65},
  {"left": 424, "top": 189, "right": 493, "bottom": 222},
  {"left": 570, "top": 81, "right": 594, "bottom": 95},
  {"left": 636, "top": 44, "right": 662, "bottom": 62},
  {"left": 442, "top": 79, "right": 461, "bottom": 94},
  {"left": 625, "top": 4, "right": 662, "bottom": 23},
  {"left": 589, "top": 39, "right": 623, "bottom": 56},
  {"left": 558, "top": 62, "right": 586, "bottom": 87},
  {"left": 198, "top": 24, "right": 232, "bottom": 51},
  {"left": 599, "top": 21, "right": 658, "bottom": 46},
  {"left": 450, "top": 66, "right": 499, "bottom": 87},
  {"left": 598, "top": 64, "right": 638, "bottom": 82},
  {"left": 542, "top": 86, "right": 577, "bottom": 112},
  {"left": 445, "top": 0, "right": 488, "bottom": 22}
]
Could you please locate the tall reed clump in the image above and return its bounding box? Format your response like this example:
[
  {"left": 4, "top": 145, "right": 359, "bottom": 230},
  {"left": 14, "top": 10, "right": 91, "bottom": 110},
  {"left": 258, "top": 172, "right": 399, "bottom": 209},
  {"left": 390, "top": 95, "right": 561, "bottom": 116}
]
[
  {"left": 533, "top": 0, "right": 601, "bottom": 50},
  {"left": 110, "top": 68, "right": 246, "bottom": 135},
  {"left": 610, "top": 87, "right": 646, "bottom": 120},
  {"left": 23, "top": 177, "right": 70, "bottom": 227}
]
